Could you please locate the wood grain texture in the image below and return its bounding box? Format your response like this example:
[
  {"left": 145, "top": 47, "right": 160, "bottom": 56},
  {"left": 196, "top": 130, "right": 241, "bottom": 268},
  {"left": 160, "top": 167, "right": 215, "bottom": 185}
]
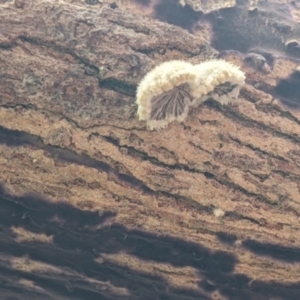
[{"left": 1, "top": 0, "right": 300, "bottom": 299}]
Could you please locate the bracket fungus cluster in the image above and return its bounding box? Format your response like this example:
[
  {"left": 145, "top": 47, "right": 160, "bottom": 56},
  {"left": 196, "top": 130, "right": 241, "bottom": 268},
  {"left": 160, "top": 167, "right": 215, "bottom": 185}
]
[{"left": 136, "top": 59, "right": 245, "bottom": 130}]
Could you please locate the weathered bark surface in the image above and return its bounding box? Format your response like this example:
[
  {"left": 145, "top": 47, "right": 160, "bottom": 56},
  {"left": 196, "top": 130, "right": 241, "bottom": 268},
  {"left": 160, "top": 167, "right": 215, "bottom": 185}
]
[{"left": 1, "top": 0, "right": 300, "bottom": 299}]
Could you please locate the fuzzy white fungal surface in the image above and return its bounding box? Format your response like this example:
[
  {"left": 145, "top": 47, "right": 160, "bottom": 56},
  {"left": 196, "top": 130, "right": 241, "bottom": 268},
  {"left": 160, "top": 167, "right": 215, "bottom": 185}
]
[
  {"left": 136, "top": 60, "right": 198, "bottom": 130},
  {"left": 213, "top": 208, "right": 225, "bottom": 218},
  {"left": 191, "top": 59, "right": 246, "bottom": 107},
  {"left": 136, "top": 59, "right": 245, "bottom": 130}
]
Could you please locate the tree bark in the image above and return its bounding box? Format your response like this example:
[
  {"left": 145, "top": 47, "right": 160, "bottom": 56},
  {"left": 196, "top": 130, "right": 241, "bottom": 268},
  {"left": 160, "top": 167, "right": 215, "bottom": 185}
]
[{"left": 1, "top": 0, "right": 300, "bottom": 299}]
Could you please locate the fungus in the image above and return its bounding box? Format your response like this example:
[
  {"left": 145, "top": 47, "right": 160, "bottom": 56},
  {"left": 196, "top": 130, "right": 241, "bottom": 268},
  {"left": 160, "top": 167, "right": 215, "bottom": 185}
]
[
  {"left": 136, "top": 60, "right": 197, "bottom": 130},
  {"left": 136, "top": 59, "right": 245, "bottom": 130},
  {"left": 190, "top": 59, "right": 245, "bottom": 106},
  {"left": 213, "top": 208, "right": 225, "bottom": 218},
  {"left": 148, "top": 82, "right": 194, "bottom": 125}
]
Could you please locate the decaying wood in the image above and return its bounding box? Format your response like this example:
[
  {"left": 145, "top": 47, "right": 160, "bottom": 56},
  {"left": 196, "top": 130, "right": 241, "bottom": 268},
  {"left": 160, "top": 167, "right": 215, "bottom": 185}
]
[{"left": 1, "top": 0, "right": 300, "bottom": 299}]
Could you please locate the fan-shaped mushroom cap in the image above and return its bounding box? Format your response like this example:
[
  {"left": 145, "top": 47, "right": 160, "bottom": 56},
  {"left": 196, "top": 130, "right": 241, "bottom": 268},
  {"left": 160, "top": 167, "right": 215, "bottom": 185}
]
[
  {"left": 136, "top": 60, "right": 197, "bottom": 130},
  {"left": 136, "top": 59, "right": 246, "bottom": 130},
  {"left": 190, "top": 59, "right": 245, "bottom": 106}
]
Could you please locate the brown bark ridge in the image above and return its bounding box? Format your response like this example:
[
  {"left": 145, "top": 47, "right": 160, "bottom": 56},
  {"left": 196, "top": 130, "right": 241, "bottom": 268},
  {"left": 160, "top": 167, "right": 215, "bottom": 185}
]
[{"left": 1, "top": 0, "right": 300, "bottom": 299}]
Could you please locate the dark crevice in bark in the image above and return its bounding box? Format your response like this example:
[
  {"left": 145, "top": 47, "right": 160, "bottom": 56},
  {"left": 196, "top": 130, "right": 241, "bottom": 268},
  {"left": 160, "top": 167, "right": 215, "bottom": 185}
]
[
  {"left": 18, "top": 35, "right": 100, "bottom": 76},
  {"left": 205, "top": 100, "right": 300, "bottom": 144},
  {"left": 99, "top": 78, "right": 136, "bottom": 97},
  {"left": 0, "top": 125, "right": 153, "bottom": 195},
  {"left": 228, "top": 135, "right": 289, "bottom": 162},
  {"left": 102, "top": 134, "right": 278, "bottom": 207},
  {"left": 189, "top": 141, "right": 212, "bottom": 154}
]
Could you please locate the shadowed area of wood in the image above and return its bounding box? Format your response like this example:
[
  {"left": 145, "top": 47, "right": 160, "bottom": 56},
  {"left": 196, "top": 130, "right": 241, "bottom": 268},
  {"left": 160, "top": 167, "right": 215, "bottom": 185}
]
[{"left": 1, "top": 0, "right": 300, "bottom": 299}]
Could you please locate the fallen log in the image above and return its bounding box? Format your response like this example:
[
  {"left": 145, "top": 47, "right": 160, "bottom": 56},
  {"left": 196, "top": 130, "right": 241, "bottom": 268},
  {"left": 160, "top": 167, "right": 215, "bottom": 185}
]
[{"left": 1, "top": 0, "right": 300, "bottom": 299}]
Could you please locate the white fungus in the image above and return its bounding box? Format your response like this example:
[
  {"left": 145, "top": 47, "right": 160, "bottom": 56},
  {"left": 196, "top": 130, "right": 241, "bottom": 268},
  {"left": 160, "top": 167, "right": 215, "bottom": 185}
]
[
  {"left": 190, "top": 59, "right": 246, "bottom": 107},
  {"left": 213, "top": 208, "right": 225, "bottom": 218},
  {"left": 136, "top": 60, "right": 198, "bottom": 130},
  {"left": 136, "top": 59, "right": 245, "bottom": 130}
]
